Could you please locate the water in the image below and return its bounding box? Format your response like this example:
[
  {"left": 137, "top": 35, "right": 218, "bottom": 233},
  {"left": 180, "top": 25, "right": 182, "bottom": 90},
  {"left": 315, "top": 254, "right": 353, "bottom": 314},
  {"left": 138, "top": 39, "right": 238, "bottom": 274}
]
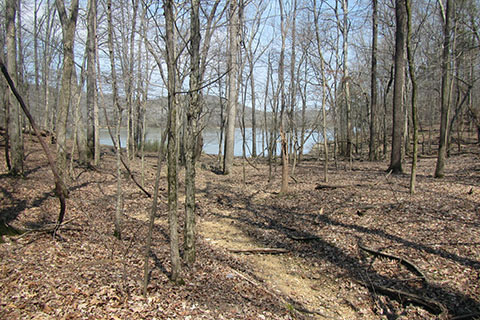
[{"left": 99, "top": 127, "right": 326, "bottom": 157}]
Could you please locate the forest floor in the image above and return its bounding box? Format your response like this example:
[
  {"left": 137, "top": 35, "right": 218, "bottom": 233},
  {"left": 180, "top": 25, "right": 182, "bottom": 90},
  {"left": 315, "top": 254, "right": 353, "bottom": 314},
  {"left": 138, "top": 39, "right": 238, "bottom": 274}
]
[{"left": 0, "top": 133, "right": 480, "bottom": 319}]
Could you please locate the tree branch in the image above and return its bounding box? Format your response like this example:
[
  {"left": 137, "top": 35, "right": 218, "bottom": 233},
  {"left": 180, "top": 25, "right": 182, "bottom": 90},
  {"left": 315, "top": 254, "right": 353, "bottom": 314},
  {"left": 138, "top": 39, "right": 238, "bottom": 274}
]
[{"left": 0, "top": 58, "right": 68, "bottom": 233}]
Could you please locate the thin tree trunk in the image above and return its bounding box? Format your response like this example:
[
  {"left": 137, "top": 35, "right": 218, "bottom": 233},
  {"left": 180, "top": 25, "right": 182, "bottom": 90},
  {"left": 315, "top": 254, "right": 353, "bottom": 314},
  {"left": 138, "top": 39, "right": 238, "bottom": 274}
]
[
  {"left": 184, "top": 0, "right": 201, "bottom": 266},
  {"left": 278, "top": 0, "right": 289, "bottom": 194},
  {"left": 388, "top": 0, "right": 407, "bottom": 174},
  {"left": 313, "top": 0, "right": 328, "bottom": 183},
  {"left": 73, "top": 62, "right": 89, "bottom": 167},
  {"left": 406, "top": 0, "right": 418, "bottom": 194},
  {"left": 86, "top": 0, "right": 98, "bottom": 164},
  {"left": 341, "top": 0, "right": 352, "bottom": 163},
  {"left": 5, "top": 0, "right": 23, "bottom": 175},
  {"left": 42, "top": 0, "right": 55, "bottom": 131},
  {"left": 435, "top": 0, "right": 454, "bottom": 178},
  {"left": 55, "top": 0, "right": 79, "bottom": 182},
  {"left": 369, "top": 0, "right": 378, "bottom": 161},
  {"left": 223, "top": 0, "right": 240, "bottom": 175},
  {"left": 289, "top": 0, "right": 297, "bottom": 169},
  {"left": 164, "top": 0, "right": 182, "bottom": 283},
  {"left": 107, "top": 0, "right": 123, "bottom": 239},
  {"left": 143, "top": 129, "right": 167, "bottom": 297}
]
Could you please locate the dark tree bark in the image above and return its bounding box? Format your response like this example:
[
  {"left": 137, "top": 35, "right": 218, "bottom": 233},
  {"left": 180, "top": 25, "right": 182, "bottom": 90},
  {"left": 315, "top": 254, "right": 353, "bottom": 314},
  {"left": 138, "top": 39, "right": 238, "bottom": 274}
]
[
  {"left": 369, "top": 0, "right": 378, "bottom": 161},
  {"left": 388, "top": 0, "right": 407, "bottom": 174}
]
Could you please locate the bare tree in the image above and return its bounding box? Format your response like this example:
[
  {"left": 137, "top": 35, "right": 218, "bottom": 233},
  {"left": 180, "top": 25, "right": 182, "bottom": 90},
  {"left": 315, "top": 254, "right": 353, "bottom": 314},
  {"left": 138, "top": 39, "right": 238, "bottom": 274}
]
[
  {"left": 406, "top": 0, "right": 418, "bottom": 193},
  {"left": 5, "top": 0, "right": 23, "bottom": 175},
  {"left": 388, "top": 0, "right": 407, "bottom": 174},
  {"left": 107, "top": 0, "right": 124, "bottom": 239},
  {"left": 184, "top": 0, "right": 201, "bottom": 265},
  {"left": 434, "top": 0, "right": 454, "bottom": 178},
  {"left": 55, "top": 0, "right": 79, "bottom": 183},
  {"left": 86, "top": 0, "right": 99, "bottom": 165},
  {"left": 223, "top": 0, "right": 241, "bottom": 175},
  {"left": 278, "top": 0, "right": 289, "bottom": 194},
  {"left": 164, "top": 0, "right": 182, "bottom": 283},
  {"left": 313, "top": 0, "right": 329, "bottom": 182},
  {"left": 369, "top": 0, "right": 379, "bottom": 161},
  {"left": 42, "top": 0, "right": 58, "bottom": 132}
]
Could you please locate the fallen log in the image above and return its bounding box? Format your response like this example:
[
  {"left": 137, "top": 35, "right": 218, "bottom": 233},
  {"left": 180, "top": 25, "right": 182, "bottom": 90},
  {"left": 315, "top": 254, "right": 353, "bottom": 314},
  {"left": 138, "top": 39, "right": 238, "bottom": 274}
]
[{"left": 228, "top": 248, "right": 288, "bottom": 254}]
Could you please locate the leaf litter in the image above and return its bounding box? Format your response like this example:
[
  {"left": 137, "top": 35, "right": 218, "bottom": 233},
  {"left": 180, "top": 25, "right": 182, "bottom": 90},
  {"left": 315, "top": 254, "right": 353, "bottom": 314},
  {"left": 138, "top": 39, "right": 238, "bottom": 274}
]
[{"left": 0, "top": 136, "right": 479, "bottom": 319}]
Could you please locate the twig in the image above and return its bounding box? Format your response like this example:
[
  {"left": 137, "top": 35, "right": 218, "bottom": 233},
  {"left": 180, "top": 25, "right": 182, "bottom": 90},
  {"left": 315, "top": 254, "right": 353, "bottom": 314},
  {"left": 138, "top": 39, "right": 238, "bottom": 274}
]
[{"left": 119, "top": 156, "right": 152, "bottom": 198}]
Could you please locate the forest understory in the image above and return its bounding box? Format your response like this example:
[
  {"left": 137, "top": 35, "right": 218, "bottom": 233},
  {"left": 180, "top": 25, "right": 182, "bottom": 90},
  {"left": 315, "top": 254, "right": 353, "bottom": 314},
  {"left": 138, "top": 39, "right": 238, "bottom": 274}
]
[{"left": 1, "top": 133, "right": 479, "bottom": 320}]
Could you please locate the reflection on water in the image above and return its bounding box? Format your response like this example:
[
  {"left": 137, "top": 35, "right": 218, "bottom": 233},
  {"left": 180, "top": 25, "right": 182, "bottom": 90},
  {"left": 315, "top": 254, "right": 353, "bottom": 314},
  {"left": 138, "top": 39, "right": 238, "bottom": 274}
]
[{"left": 100, "top": 127, "right": 328, "bottom": 157}]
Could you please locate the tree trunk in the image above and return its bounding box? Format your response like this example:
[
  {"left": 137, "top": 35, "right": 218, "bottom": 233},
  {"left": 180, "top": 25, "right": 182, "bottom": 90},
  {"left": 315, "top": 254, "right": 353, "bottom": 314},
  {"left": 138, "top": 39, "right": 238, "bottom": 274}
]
[
  {"left": 223, "top": 0, "right": 240, "bottom": 175},
  {"left": 406, "top": 0, "right": 418, "bottom": 194},
  {"left": 388, "top": 0, "right": 407, "bottom": 174},
  {"left": 107, "top": 0, "right": 123, "bottom": 239},
  {"left": 55, "top": 0, "right": 79, "bottom": 183},
  {"left": 434, "top": 0, "right": 454, "bottom": 178},
  {"left": 42, "top": 0, "right": 55, "bottom": 132},
  {"left": 5, "top": 0, "right": 23, "bottom": 175},
  {"left": 73, "top": 64, "right": 89, "bottom": 167},
  {"left": 184, "top": 0, "right": 201, "bottom": 266},
  {"left": 369, "top": 0, "right": 378, "bottom": 161},
  {"left": 164, "top": 0, "right": 182, "bottom": 283},
  {"left": 288, "top": 0, "right": 297, "bottom": 169},
  {"left": 278, "top": 0, "right": 289, "bottom": 194},
  {"left": 313, "top": 0, "right": 328, "bottom": 183},
  {"left": 341, "top": 0, "right": 352, "bottom": 164},
  {"left": 86, "top": 0, "right": 98, "bottom": 165}
]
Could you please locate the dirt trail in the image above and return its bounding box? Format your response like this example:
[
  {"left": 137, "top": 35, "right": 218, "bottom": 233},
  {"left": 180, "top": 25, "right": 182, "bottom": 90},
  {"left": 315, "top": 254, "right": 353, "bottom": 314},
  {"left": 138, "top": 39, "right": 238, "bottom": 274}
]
[
  {"left": 199, "top": 215, "right": 358, "bottom": 319},
  {"left": 195, "top": 163, "right": 369, "bottom": 319}
]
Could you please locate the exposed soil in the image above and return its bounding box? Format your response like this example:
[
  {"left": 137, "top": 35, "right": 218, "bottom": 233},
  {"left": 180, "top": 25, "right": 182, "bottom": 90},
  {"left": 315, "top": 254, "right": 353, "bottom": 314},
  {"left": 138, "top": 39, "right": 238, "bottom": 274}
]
[{"left": 1, "top": 133, "right": 480, "bottom": 319}]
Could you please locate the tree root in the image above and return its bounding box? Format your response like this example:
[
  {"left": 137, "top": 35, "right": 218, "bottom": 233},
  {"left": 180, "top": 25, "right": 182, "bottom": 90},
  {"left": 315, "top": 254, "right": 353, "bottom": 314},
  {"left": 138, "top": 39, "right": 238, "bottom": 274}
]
[
  {"left": 228, "top": 247, "right": 288, "bottom": 254},
  {"left": 362, "top": 282, "right": 448, "bottom": 318},
  {"left": 358, "top": 241, "right": 428, "bottom": 283}
]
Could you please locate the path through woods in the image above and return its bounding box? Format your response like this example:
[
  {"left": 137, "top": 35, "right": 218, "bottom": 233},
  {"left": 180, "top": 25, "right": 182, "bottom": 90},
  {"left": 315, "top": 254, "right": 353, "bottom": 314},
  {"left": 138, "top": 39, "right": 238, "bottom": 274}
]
[{"left": 1, "top": 135, "right": 479, "bottom": 319}]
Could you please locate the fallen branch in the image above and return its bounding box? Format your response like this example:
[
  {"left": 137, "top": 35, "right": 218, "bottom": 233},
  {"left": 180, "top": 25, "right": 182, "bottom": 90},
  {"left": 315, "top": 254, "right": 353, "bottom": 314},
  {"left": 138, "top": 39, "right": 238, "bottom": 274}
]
[
  {"left": 119, "top": 156, "right": 152, "bottom": 198},
  {"left": 358, "top": 241, "right": 428, "bottom": 283},
  {"left": 362, "top": 282, "right": 447, "bottom": 318},
  {"left": 228, "top": 248, "right": 288, "bottom": 254}
]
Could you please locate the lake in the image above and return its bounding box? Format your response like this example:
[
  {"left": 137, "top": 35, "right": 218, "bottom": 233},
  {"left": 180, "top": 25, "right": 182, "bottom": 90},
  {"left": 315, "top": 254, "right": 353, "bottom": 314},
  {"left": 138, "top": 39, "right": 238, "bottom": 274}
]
[{"left": 100, "top": 127, "right": 325, "bottom": 157}]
